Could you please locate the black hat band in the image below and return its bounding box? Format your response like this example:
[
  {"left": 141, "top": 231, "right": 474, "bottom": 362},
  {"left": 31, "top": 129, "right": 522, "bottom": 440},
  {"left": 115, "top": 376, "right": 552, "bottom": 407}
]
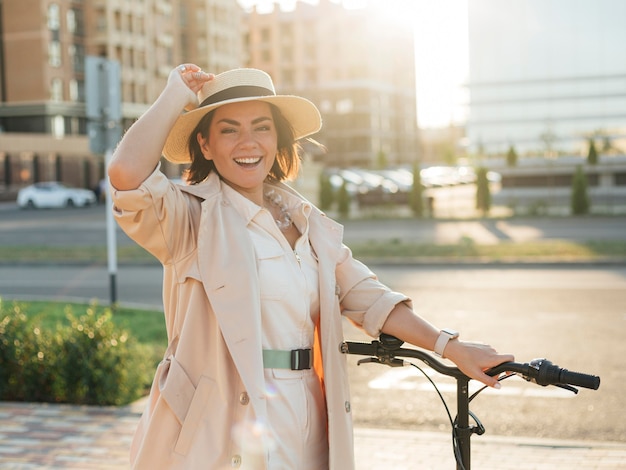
[{"left": 199, "top": 85, "right": 275, "bottom": 108}]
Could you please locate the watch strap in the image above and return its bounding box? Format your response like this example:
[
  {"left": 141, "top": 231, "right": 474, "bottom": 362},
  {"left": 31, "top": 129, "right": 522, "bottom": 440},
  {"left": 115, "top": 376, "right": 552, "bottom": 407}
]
[{"left": 434, "top": 329, "right": 459, "bottom": 358}]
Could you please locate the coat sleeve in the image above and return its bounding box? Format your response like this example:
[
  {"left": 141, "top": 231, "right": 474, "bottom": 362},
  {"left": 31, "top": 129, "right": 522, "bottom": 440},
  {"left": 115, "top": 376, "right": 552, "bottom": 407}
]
[
  {"left": 335, "top": 244, "right": 412, "bottom": 338},
  {"left": 110, "top": 165, "right": 201, "bottom": 265}
]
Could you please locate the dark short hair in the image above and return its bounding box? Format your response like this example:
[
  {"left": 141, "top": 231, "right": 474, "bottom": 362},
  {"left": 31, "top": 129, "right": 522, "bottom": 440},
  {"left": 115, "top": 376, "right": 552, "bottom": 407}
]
[{"left": 184, "top": 103, "right": 301, "bottom": 185}]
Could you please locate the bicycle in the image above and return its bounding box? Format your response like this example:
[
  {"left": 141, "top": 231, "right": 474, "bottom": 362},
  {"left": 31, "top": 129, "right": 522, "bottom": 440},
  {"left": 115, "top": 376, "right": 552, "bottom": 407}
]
[{"left": 341, "top": 333, "right": 601, "bottom": 470}]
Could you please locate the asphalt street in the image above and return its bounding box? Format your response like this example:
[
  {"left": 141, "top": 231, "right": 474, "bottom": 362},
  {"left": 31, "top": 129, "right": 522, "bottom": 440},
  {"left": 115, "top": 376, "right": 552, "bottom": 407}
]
[
  {"left": 1, "top": 202, "right": 626, "bottom": 247},
  {"left": 1, "top": 263, "right": 624, "bottom": 444}
]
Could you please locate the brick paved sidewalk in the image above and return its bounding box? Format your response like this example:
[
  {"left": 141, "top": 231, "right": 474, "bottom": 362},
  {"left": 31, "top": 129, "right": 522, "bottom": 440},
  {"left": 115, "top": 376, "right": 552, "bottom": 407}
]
[{"left": 1, "top": 401, "right": 625, "bottom": 469}]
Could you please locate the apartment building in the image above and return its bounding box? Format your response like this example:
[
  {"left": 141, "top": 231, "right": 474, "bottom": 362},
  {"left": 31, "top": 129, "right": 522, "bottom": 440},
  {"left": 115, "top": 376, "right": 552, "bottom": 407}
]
[
  {"left": 466, "top": 0, "right": 626, "bottom": 157},
  {"left": 0, "top": 0, "right": 242, "bottom": 195},
  {"left": 0, "top": 0, "right": 419, "bottom": 198},
  {"left": 244, "top": 0, "right": 419, "bottom": 168}
]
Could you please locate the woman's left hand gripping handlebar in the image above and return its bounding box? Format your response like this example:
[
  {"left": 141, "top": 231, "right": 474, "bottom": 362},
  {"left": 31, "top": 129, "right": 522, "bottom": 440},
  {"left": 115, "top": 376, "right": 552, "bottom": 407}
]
[{"left": 445, "top": 340, "right": 515, "bottom": 389}]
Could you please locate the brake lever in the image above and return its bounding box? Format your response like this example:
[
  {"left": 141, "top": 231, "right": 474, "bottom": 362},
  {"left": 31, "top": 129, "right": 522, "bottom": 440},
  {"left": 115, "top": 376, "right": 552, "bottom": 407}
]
[
  {"left": 513, "top": 371, "right": 579, "bottom": 395},
  {"left": 357, "top": 357, "right": 380, "bottom": 366},
  {"left": 356, "top": 357, "right": 405, "bottom": 367},
  {"left": 553, "top": 383, "right": 579, "bottom": 394}
]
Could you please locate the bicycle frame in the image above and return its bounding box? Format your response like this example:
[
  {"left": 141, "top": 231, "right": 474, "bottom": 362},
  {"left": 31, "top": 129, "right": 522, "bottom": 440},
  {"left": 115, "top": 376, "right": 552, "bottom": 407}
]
[{"left": 341, "top": 334, "right": 600, "bottom": 470}]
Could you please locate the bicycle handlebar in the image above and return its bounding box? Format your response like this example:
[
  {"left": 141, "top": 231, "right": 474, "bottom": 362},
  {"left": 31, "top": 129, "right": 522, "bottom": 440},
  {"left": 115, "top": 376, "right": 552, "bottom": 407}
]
[{"left": 341, "top": 334, "right": 600, "bottom": 391}]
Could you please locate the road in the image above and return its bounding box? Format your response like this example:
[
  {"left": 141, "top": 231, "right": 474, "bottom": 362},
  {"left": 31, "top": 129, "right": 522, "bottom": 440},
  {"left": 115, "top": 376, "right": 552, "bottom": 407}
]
[
  {"left": 1, "top": 263, "right": 624, "bottom": 444},
  {"left": 2, "top": 203, "right": 626, "bottom": 246}
]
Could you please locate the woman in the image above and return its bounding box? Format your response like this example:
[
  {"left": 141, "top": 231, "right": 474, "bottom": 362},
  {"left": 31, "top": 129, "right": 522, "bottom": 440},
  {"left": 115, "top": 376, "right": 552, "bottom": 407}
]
[{"left": 108, "top": 65, "right": 513, "bottom": 469}]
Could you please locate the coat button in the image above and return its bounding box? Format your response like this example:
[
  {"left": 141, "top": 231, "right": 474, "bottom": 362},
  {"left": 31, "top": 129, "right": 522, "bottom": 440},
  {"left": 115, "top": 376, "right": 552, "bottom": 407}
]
[
  {"left": 231, "top": 454, "right": 242, "bottom": 467},
  {"left": 345, "top": 401, "right": 351, "bottom": 413},
  {"left": 239, "top": 391, "right": 250, "bottom": 405}
]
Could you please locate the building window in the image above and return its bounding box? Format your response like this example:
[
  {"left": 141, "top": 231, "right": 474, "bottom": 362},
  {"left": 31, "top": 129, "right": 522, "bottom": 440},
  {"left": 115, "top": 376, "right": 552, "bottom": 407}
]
[
  {"left": 320, "top": 99, "right": 332, "bottom": 113},
  {"left": 52, "top": 115, "right": 65, "bottom": 139},
  {"left": 47, "top": 4, "right": 60, "bottom": 31},
  {"left": 68, "top": 43, "right": 76, "bottom": 68},
  {"left": 281, "top": 46, "right": 293, "bottom": 62},
  {"left": 336, "top": 99, "right": 353, "bottom": 114},
  {"left": 49, "top": 41, "right": 62, "bottom": 67},
  {"left": 70, "top": 43, "right": 85, "bottom": 73},
  {"left": 67, "top": 9, "right": 76, "bottom": 34},
  {"left": 96, "top": 13, "right": 107, "bottom": 32},
  {"left": 72, "top": 8, "right": 85, "bottom": 36},
  {"left": 69, "top": 79, "right": 79, "bottom": 101},
  {"left": 261, "top": 28, "right": 271, "bottom": 42},
  {"left": 282, "top": 69, "right": 294, "bottom": 87},
  {"left": 50, "top": 78, "right": 63, "bottom": 101}
]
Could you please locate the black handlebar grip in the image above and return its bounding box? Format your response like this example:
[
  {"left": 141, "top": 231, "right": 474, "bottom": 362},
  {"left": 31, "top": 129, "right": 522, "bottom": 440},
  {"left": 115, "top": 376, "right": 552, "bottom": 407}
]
[
  {"left": 343, "top": 341, "right": 377, "bottom": 356},
  {"left": 559, "top": 368, "right": 601, "bottom": 390}
]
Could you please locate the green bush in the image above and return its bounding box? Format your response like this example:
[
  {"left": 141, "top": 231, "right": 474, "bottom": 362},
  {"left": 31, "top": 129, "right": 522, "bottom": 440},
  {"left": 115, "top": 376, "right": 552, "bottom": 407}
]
[
  {"left": 0, "top": 303, "right": 64, "bottom": 402},
  {"left": 0, "top": 299, "right": 152, "bottom": 405}
]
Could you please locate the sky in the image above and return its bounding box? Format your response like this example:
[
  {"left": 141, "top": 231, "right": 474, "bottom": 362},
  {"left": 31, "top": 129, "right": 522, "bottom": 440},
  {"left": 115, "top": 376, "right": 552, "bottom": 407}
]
[{"left": 237, "top": 0, "right": 470, "bottom": 129}]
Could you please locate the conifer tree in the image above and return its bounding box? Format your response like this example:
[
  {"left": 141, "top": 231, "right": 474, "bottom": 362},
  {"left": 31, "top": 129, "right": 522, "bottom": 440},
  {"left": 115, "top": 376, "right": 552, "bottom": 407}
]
[
  {"left": 587, "top": 138, "right": 598, "bottom": 165},
  {"left": 506, "top": 144, "right": 518, "bottom": 167},
  {"left": 319, "top": 172, "right": 334, "bottom": 211},
  {"left": 571, "top": 165, "right": 590, "bottom": 215},
  {"left": 475, "top": 167, "right": 491, "bottom": 216},
  {"left": 337, "top": 180, "right": 350, "bottom": 218},
  {"left": 409, "top": 162, "right": 424, "bottom": 217}
]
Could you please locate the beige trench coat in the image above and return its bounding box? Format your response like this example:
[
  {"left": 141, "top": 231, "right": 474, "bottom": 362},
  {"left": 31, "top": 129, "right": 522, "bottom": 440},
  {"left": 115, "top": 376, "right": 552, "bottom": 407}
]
[{"left": 112, "top": 169, "right": 410, "bottom": 469}]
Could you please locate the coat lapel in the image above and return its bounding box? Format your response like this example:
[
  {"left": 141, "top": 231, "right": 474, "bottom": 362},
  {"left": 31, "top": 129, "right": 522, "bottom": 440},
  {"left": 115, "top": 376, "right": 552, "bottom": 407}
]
[{"left": 186, "top": 176, "right": 267, "bottom": 422}]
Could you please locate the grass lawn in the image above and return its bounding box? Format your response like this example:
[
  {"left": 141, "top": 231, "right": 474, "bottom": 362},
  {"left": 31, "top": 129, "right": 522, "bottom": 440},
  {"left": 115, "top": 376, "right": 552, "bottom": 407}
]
[
  {"left": 351, "top": 239, "right": 626, "bottom": 262},
  {"left": 1, "top": 239, "right": 626, "bottom": 264}
]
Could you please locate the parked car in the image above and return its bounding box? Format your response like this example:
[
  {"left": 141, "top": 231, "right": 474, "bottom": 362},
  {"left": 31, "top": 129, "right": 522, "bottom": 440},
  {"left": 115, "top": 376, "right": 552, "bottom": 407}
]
[{"left": 17, "top": 182, "right": 97, "bottom": 209}]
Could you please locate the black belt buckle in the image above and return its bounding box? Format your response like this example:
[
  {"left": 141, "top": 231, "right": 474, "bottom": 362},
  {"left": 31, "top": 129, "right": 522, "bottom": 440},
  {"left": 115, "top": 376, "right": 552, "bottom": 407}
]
[{"left": 291, "top": 348, "right": 312, "bottom": 370}]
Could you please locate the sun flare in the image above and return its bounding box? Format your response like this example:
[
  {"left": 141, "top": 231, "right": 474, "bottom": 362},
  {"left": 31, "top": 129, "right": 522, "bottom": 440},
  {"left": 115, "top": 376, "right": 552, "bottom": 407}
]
[{"left": 238, "top": 0, "right": 469, "bottom": 129}]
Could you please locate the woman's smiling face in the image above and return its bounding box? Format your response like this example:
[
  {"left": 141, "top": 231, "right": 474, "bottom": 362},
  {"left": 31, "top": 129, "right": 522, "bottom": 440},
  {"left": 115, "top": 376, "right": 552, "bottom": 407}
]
[{"left": 197, "top": 100, "right": 278, "bottom": 202}]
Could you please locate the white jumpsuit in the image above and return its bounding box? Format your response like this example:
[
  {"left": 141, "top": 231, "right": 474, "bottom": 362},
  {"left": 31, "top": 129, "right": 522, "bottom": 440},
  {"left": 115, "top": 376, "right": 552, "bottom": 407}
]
[{"left": 222, "top": 184, "right": 329, "bottom": 470}]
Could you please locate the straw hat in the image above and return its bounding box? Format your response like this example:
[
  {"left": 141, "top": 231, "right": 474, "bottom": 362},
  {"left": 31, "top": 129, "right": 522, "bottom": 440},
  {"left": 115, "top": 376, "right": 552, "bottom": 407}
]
[{"left": 162, "top": 68, "right": 322, "bottom": 163}]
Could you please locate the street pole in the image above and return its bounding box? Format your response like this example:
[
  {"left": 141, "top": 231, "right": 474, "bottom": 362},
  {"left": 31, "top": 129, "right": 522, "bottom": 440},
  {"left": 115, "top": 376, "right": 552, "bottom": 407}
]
[
  {"left": 105, "top": 148, "right": 117, "bottom": 305},
  {"left": 86, "top": 56, "right": 121, "bottom": 307}
]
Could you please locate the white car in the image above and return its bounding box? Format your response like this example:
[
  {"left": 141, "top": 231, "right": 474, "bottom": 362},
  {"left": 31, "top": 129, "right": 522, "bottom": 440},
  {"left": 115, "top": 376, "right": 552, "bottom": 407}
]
[{"left": 17, "top": 182, "right": 97, "bottom": 209}]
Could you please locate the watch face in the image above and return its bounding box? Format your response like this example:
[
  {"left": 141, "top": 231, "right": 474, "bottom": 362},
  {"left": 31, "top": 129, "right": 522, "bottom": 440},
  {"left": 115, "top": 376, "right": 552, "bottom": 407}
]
[{"left": 442, "top": 328, "right": 459, "bottom": 338}]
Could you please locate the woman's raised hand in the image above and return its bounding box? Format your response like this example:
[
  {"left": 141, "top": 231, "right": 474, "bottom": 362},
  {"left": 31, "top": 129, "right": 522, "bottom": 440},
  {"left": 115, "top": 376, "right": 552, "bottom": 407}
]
[{"left": 168, "top": 64, "right": 214, "bottom": 110}]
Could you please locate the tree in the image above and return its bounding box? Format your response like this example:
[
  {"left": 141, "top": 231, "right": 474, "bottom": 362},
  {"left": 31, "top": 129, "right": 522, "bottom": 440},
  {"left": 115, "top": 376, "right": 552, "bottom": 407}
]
[
  {"left": 571, "top": 165, "right": 590, "bottom": 215},
  {"left": 587, "top": 138, "right": 598, "bottom": 165},
  {"left": 337, "top": 180, "right": 350, "bottom": 218},
  {"left": 376, "top": 150, "right": 388, "bottom": 169},
  {"left": 506, "top": 144, "right": 518, "bottom": 167},
  {"left": 475, "top": 167, "right": 491, "bottom": 216},
  {"left": 318, "top": 172, "right": 334, "bottom": 211},
  {"left": 409, "top": 162, "right": 424, "bottom": 217}
]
